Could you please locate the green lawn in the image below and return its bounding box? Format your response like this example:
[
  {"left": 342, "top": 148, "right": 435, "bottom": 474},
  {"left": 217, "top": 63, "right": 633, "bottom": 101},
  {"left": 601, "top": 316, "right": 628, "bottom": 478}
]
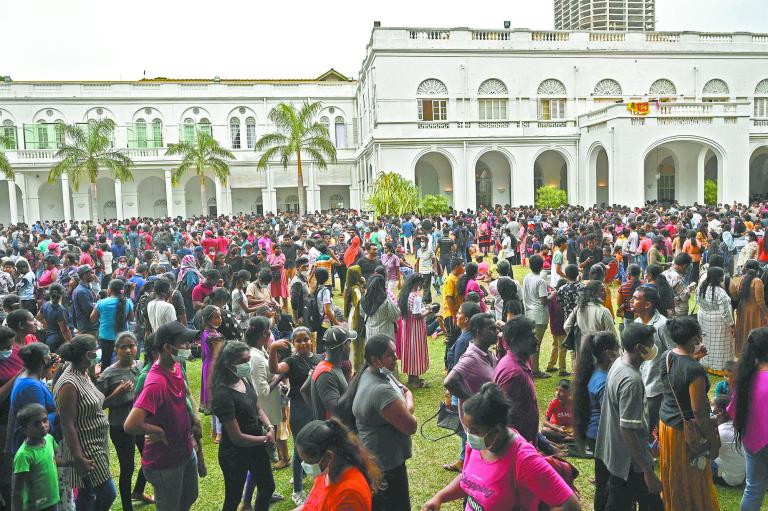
[{"left": 108, "top": 263, "right": 753, "bottom": 510}]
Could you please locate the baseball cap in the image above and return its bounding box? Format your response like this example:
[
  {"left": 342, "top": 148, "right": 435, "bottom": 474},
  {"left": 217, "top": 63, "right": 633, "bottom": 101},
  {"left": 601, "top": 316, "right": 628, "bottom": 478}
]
[
  {"left": 77, "top": 264, "right": 94, "bottom": 277},
  {"left": 155, "top": 322, "right": 201, "bottom": 346},
  {"left": 323, "top": 326, "right": 357, "bottom": 351}
]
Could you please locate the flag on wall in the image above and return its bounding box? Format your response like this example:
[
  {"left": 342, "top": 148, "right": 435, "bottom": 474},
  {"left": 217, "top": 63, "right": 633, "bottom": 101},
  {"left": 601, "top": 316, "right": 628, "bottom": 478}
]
[{"left": 627, "top": 102, "right": 650, "bottom": 116}]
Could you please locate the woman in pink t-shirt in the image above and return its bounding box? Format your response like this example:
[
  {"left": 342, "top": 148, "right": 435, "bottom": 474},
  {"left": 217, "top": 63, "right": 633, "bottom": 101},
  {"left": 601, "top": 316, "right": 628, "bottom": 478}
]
[{"left": 421, "top": 383, "right": 580, "bottom": 511}]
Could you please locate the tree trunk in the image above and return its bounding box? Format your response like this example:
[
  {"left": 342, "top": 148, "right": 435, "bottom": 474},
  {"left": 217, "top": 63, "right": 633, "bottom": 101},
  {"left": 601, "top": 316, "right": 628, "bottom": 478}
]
[
  {"left": 199, "top": 175, "right": 208, "bottom": 216},
  {"left": 296, "top": 151, "right": 306, "bottom": 216},
  {"left": 90, "top": 180, "right": 98, "bottom": 222}
]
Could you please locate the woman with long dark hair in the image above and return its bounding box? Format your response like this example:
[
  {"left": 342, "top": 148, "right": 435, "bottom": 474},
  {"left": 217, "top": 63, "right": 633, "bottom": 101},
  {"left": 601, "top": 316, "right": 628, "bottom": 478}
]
[
  {"left": 564, "top": 280, "right": 616, "bottom": 353},
  {"left": 658, "top": 317, "right": 720, "bottom": 511},
  {"left": 645, "top": 263, "right": 675, "bottom": 317},
  {"left": 730, "top": 327, "right": 768, "bottom": 510},
  {"left": 91, "top": 278, "right": 134, "bottom": 373},
  {"left": 212, "top": 341, "right": 276, "bottom": 511},
  {"left": 296, "top": 418, "right": 382, "bottom": 510},
  {"left": 697, "top": 266, "right": 735, "bottom": 375},
  {"left": 572, "top": 331, "right": 619, "bottom": 511},
  {"left": 730, "top": 259, "right": 768, "bottom": 356},
  {"left": 361, "top": 274, "right": 399, "bottom": 341},
  {"left": 398, "top": 273, "right": 430, "bottom": 387},
  {"left": 457, "top": 262, "right": 486, "bottom": 312}
]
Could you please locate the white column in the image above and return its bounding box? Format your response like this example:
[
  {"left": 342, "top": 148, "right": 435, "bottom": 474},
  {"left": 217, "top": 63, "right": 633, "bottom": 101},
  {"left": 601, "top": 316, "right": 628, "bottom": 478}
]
[
  {"left": 164, "top": 170, "right": 174, "bottom": 218},
  {"left": 696, "top": 146, "right": 707, "bottom": 205},
  {"left": 61, "top": 173, "right": 71, "bottom": 223},
  {"left": 214, "top": 178, "right": 224, "bottom": 216},
  {"left": 7, "top": 179, "right": 18, "bottom": 224},
  {"left": 305, "top": 163, "right": 316, "bottom": 212},
  {"left": 114, "top": 179, "right": 124, "bottom": 220}
]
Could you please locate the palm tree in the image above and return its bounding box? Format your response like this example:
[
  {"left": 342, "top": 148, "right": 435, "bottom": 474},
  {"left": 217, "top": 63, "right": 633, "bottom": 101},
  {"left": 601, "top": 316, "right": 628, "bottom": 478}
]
[
  {"left": 254, "top": 101, "right": 337, "bottom": 215},
  {"left": 48, "top": 119, "right": 133, "bottom": 221},
  {"left": 166, "top": 130, "right": 234, "bottom": 216},
  {"left": 0, "top": 134, "right": 14, "bottom": 179}
]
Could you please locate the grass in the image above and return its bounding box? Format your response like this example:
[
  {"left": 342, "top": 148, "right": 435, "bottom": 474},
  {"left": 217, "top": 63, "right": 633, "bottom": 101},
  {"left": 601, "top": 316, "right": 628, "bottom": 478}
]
[{"left": 107, "top": 262, "right": 754, "bottom": 511}]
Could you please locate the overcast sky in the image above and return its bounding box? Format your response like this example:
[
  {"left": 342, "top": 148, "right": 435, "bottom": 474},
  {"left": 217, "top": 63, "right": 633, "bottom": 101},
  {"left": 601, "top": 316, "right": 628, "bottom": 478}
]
[{"left": 3, "top": 0, "right": 766, "bottom": 81}]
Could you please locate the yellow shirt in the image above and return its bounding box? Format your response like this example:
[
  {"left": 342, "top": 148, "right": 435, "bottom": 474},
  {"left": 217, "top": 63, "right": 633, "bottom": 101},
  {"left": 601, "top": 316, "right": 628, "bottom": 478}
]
[{"left": 442, "top": 273, "right": 462, "bottom": 318}]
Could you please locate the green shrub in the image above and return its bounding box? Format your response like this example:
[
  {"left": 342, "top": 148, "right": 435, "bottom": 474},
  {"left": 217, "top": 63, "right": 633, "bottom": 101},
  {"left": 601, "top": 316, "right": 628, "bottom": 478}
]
[
  {"left": 368, "top": 171, "right": 421, "bottom": 216},
  {"left": 704, "top": 179, "right": 717, "bottom": 206},
  {"left": 419, "top": 194, "right": 451, "bottom": 216},
  {"left": 535, "top": 186, "right": 567, "bottom": 208}
]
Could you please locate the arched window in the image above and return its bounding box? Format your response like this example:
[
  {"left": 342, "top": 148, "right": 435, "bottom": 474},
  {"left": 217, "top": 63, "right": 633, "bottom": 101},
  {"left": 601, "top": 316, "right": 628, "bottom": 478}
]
[
  {"left": 245, "top": 117, "right": 256, "bottom": 149},
  {"left": 135, "top": 118, "right": 147, "bottom": 148},
  {"left": 320, "top": 116, "right": 330, "bottom": 133},
  {"left": 537, "top": 79, "right": 567, "bottom": 120},
  {"left": 198, "top": 118, "right": 212, "bottom": 137},
  {"left": 334, "top": 116, "right": 346, "bottom": 148},
  {"left": 593, "top": 79, "right": 622, "bottom": 96},
  {"left": 151, "top": 119, "right": 163, "bottom": 147},
  {"left": 230, "top": 117, "right": 241, "bottom": 149},
  {"left": 1, "top": 119, "right": 17, "bottom": 150},
  {"left": 756, "top": 79, "right": 768, "bottom": 118},
  {"left": 649, "top": 78, "right": 677, "bottom": 96},
  {"left": 284, "top": 195, "right": 300, "bottom": 213},
  {"left": 417, "top": 79, "right": 448, "bottom": 121},
  {"left": 478, "top": 79, "right": 508, "bottom": 121},
  {"left": 703, "top": 79, "right": 729, "bottom": 102},
  {"left": 182, "top": 118, "right": 195, "bottom": 143}
]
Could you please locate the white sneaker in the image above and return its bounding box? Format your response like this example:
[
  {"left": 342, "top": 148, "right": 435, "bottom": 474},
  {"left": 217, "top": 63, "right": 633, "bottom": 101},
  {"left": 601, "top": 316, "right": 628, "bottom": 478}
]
[{"left": 291, "top": 491, "right": 307, "bottom": 505}]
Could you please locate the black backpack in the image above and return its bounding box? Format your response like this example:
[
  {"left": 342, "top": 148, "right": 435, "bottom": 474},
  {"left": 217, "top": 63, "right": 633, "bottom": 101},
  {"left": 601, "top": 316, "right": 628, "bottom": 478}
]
[{"left": 305, "top": 287, "right": 325, "bottom": 331}]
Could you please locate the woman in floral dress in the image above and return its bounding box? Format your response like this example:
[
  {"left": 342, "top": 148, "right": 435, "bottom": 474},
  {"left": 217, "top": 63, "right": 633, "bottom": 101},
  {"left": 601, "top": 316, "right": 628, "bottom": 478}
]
[
  {"left": 268, "top": 244, "right": 288, "bottom": 307},
  {"left": 398, "top": 274, "right": 430, "bottom": 387}
]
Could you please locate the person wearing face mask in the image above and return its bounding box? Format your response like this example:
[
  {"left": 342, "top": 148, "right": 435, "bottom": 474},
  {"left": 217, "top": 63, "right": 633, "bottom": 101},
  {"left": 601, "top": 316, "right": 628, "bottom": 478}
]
[
  {"left": 595, "top": 322, "right": 663, "bottom": 511},
  {"left": 631, "top": 285, "right": 673, "bottom": 442},
  {"left": 350, "top": 335, "right": 416, "bottom": 511},
  {"left": 421, "top": 383, "right": 581, "bottom": 511},
  {"left": 124, "top": 322, "right": 203, "bottom": 511},
  {"left": 0, "top": 326, "right": 23, "bottom": 506},
  {"left": 493, "top": 316, "right": 543, "bottom": 444},
  {"left": 211, "top": 341, "right": 276, "bottom": 511},
  {"left": 295, "top": 418, "right": 380, "bottom": 511},
  {"left": 246, "top": 269, "right": 280, "bottom": 317},
  {"left": 54, "top": 334, "right": 117, "bottom": 510},
  {"left": 269, "top": 327, "right": 322, "bottom": 505}
]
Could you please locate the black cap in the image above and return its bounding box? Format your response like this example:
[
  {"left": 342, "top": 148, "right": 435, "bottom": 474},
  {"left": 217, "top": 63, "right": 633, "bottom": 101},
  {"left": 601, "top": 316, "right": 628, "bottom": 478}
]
[
  {"left": 323, "top": 326, "right": 357, "bottom": 351},
  {"left": 155, "top": 322, "right": 201, "bottom": 346}
]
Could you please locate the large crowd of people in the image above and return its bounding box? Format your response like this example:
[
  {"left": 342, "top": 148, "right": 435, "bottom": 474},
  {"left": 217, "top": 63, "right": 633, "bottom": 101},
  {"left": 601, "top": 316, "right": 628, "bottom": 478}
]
[{"left": 0, "top": 200, "right": 766, "bottom": 510}]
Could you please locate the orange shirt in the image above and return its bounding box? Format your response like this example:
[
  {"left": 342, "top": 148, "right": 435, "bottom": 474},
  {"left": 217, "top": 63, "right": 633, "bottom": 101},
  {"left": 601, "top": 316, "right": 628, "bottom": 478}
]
[
  {"left": 302, "top": 466, "right": 372, "bottom": 511},
  {"left": 682, "top": 239, "right": 702, "bottom": 263}
]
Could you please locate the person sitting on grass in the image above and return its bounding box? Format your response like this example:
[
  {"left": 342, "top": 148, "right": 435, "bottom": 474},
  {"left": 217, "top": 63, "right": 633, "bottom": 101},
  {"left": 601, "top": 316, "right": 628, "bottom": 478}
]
[
  {"left": 12, "top": 402, "right": 71, "bottom": 511},
  {"left": 711, "top": 394, "right": 745, "bottom": 488},
  {"left": 542, "top": 379, "right": 575, "bottom": 444}
]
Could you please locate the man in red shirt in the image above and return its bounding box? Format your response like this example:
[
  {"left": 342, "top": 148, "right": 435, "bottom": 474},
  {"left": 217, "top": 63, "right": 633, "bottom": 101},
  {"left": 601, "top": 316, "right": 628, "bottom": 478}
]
[
  {"left": 215, "top": 229, "right": 229, "bottom": 254},
  {"left": 200, "top": 231, "right": 218, "bottom": 260},
  {"left": 191, "top": 269, "right": 220, "bottom": 310}
]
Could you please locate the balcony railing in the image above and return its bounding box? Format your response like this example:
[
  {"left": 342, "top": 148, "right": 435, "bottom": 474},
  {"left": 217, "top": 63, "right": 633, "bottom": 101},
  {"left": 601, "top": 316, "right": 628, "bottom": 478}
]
[{"left": 409, "top": 30, "right": 450, "bottom": 40}]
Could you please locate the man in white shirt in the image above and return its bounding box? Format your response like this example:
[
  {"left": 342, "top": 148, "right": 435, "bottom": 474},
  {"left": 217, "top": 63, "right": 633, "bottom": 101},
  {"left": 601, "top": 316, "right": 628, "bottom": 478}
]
[
  {"left": 550, "top": 237, "right": 567, "bottom": 287},
  {"left": 501, "top": 229, "right": 516, "bottom": 265},
  {"left": 146, "top": 277, "right": 177, "bottom": 332}
]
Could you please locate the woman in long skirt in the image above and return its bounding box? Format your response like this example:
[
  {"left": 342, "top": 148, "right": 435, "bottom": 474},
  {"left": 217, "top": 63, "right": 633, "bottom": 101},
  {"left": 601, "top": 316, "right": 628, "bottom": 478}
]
[
  {"left": 729, "top": 260, "right": 768, "bottom": 356},
  {"left": 398, "top": 274, "right": 430, "bottom": 387},
  {"left": 268, "top": 244, "right": 288, "bottom": 307},
  {"left": 696, "top": 267, "right": 735, "bottom": 376}
]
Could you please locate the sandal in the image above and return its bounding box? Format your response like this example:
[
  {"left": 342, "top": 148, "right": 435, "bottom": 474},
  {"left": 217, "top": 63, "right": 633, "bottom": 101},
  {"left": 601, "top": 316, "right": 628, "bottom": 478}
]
[
  {"left": 273, "top": 459, "right": 291, "bottom": 470},
  {"left": 533, "top": 371, "right": 552, "bottom": 379},
  {"left": 131, "top": 493, "right": 156, "bottom": 504},
  {"left": 442, "top": 460, "right": 463, "bottom": 472}
]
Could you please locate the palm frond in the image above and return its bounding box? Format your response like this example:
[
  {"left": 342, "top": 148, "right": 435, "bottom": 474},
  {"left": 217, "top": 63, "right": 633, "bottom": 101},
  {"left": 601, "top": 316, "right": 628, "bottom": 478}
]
[
  {"left": 0, "top": 151, "right": 13, "bottom": 179},
  {"left": 254, "top": 133, "right": 288, "bottom": 152}
]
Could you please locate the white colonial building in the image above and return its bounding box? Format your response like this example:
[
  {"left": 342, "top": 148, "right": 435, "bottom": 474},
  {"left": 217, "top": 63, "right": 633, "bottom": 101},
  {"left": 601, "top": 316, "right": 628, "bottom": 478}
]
[{"left": 2, "top": 25, "right": 768, "bottom": 224}]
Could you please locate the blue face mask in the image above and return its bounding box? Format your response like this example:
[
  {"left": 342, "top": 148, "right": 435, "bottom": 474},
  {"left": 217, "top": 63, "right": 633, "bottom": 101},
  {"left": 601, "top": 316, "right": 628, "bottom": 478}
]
[
  {"left": 0, "top": 349, "right": 12, "bottom": 360},
  {"left": 301, "top": 460, "right": 323, "bottom": 478}
]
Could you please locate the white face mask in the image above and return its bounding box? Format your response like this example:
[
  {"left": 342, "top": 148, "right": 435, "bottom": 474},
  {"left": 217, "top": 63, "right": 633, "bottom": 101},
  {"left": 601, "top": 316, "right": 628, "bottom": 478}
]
[
  {"left": 234, "top": 362, "right": 251, "bottom": 378},
  {"left": 640, "top": 344, "right": 658, "bottom": 362},
  {"left": 0, "top": 349, "right": 12, "bottom": 360},
  {"left": 466, "top": 429, "right": 494, "bottom": 451},
  {"left": 301, "top": 270, "right": 310, "bottom": 278},
  {"left": 171, "top": 348, "right": 191, "bottom": 363},
  {"left": 301, "top": 460, "right": 323, "bottom": 478}
]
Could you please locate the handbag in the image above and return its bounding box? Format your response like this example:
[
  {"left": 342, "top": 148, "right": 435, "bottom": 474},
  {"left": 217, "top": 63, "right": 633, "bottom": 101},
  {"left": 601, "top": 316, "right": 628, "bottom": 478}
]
[
  {"left": 664, "top": 351, "right": 710, "bottom": 462},
  {"left": 420, "top": 402, "right": 463, "bottom": 441},
  {"left": 561, "top": 309, "right": 580, "bottom": 351}
]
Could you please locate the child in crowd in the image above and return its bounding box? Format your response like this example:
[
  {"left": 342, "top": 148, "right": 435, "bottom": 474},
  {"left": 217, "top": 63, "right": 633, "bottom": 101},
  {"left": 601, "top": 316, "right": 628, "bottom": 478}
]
[
  {"left": 542, "top": 379, "right": 574, "bottom": 443},
  {"left": 711, "top": 394, "right": 746, "bottom": 487},
  {"left": 12, "top": 403, "right": 70, "bottom": 511},
  {"left": 475, "top": 256, "right": 490, "bottom": 283},
  {"left": 713, "top": 360, "right": 736, "bottom": 397}
]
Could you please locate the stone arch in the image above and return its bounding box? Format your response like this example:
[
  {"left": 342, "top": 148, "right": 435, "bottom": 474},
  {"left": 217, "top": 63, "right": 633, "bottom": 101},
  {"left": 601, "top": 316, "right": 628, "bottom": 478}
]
[
  {"left": 533, "top": 148, "right": 570, "bottom": 199},
  {"left": 587, "top": 142, "right": 610, "bottom": 206},
  {"left": 82, "top": 107, "right": 116, "bottom": 122},
  {"left": 184, "top": 175, "right": 217, "bottom": 216},
  {"left": 0, "top": 182, "right": 24, "bottom": 225},
  {"left": 131, "top": 107, "right": 165, "bottom": 123},
  {"left": 37, "top": 180, "right": 72, "bottom": 222},
  {"left": 472, "top": 148, "right": 515, "bottom": 207},
  {"left": 137, "top": 177, "right": 167, "bottom": 218},
  {"left": 750, "top": 145, "right": 768, "bottom": 201},
  {"left": 413, "top": 150, "right": 454, "bottom": 207},
  {"left": 32, "top": 108, "right": 66, "bottom": 124},
  {"left": 95, "top": 177, "right": 117, "bottom": 220},
  {"left": 179, "top": 106, "right": 213, "bottom": 124}
]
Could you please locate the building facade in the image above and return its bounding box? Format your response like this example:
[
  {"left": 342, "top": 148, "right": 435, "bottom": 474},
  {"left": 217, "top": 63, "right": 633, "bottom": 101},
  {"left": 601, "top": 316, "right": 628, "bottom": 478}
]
[
  {"left": 2, "top": 26, "right": 768, "bottom": 224},
  {"left": 554, "top": 0, "right": 655, "bottom": 32}
]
